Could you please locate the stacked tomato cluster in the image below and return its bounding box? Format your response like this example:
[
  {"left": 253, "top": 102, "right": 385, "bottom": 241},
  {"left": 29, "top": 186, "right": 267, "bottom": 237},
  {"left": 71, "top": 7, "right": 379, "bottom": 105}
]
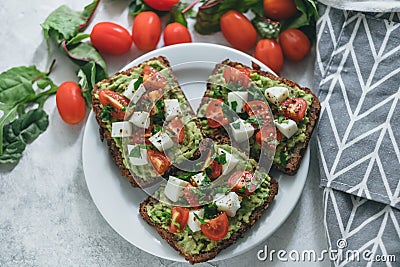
[
  {"left": 221, "top": 0, "right": 311, "bottom": 74},
  {"left": 90, "top": 0, "right": 190, "bottom": 55}
]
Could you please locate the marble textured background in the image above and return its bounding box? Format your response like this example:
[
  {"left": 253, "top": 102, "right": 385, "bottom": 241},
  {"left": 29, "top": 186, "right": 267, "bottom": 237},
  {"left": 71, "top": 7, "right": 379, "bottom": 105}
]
[{"left": 0, "top": 1, "right": 328, "bottom": 266}]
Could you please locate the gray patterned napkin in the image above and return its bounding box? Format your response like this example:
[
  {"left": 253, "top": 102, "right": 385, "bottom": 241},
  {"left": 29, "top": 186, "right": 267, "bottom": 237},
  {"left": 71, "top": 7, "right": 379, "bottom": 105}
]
[{"left": 315, "top": 4, "right": 400, "bottom": 266}]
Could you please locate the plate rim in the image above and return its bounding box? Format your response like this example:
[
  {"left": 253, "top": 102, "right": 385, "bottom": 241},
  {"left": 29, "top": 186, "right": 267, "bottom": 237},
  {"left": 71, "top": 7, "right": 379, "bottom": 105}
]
[{"left": 82, "top": 43, "right": 310, "bottom": 263}]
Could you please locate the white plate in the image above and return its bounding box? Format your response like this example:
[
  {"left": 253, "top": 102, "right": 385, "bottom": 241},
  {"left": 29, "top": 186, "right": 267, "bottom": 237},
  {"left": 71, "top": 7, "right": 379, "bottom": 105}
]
[{"left": 82, "top": 43, "right": 309, "bottom": 263}]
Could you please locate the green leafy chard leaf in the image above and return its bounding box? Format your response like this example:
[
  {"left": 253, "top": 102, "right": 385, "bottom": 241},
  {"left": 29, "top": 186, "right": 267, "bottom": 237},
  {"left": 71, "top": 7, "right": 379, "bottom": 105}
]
[
  {"left": 0, "top": 109, "right": 49, "bottom": 164},
  {"left": 167, "top": 5, "right": 188, "bottom": 27},
  {"left": 77, "top": 61, "right": 107, "bottom": 106},
  {"left": 41, "top": 0, "right": 99, "bottom": 45},
  {"left": 214, "top": 152, "right": 227, "bottom": 165}
]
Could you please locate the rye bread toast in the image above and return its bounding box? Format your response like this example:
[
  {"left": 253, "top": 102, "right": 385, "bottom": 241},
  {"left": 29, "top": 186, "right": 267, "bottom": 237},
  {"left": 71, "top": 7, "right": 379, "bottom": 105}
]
[
  {"left": 139, "top": 176, "right": 278, "bottom": 264},
  {"left": 92, "top": 56, "right": 203, "bottom": 187},
  {"left": 198, "top": 60, "right": 321, "bottom": 175}
]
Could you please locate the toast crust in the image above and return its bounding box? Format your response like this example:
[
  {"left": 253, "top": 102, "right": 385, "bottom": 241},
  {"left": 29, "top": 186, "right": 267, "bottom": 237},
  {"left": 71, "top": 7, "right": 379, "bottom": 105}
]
[
  {"left": 139, "top": 177, "right": 279, "bottom": 264},
  {"left": 198, "top": 60, "right": 321, "bottom": 175}
]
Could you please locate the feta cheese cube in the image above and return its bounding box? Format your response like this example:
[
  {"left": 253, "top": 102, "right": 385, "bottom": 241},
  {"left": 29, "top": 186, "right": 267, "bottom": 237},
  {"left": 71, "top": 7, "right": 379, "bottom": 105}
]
[
  {"left": 227, "top": 91, "right": 248, "bottom": 113},
  {"left": 164, "top": 99, "right": 182, "bottom": 121},
  {"left": 275, "top": 119, "right": 298, "bottom": 139},
  {"left": 191, "top": 173, "right": 207, "bottom": 186},
  {"left": 187, "top": 209, "right": 204, "bottom": 233},
  {"left": 230, "top": 119, "right": 255, "bottom": 143},
  {"left": 149, "top": 131, "right": 174, "bottom": 152},
  {"left": 127, "top": 144, "right": 148, "bottom": 166},
  {"left": 129, "top": 111, "right": 150, "bottom": 129},
  {"left": 111, "top": 121, "right": 132, "bottom": 138},
  {"left": 214, "top": 192, "right": 241, "bottom": 217},
  {"left": 264, "top": 86, "right": 289, "bottom": 106},
  {"left": 217, "top": 148, "right": 239, "bottom": 175},
  {"left": 164, "top": 176, "right": 189, "bottom": 202}
]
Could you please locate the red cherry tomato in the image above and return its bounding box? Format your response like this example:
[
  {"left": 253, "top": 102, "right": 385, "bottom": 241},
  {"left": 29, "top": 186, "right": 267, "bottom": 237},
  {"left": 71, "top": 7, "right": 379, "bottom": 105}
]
[
  {"left": 206, "top": 160, "right": 223, "bottom": 180},
  {"left": 244, "top": 100, "right": 273, "bottom": 126},
  {"left": 148, "top": 150, "right": 170, "bottom": 175},
  {"left": 98, "top": 90, "right": 130, "bottom": 120},
  {"left": 200, "top": 212, "right": 229, "bottom": 241},
  {"left": 263, "top": 0, "right": 298, "bottom": 21},
  {"left": 144, "top": 0, "right": 179, "bottom": 11},
  {"left": 183, "top": 184, "right": 200, "bottom": 208},
  {"left": 227, "top": 170, "right": 257, "bottom": 195},
  {"left": 165, "top": 117, "right": 185, "bottom": 143},
  {"left": 132, "top": 12, "right": 161, "bottom": 51},
  {"left": 281, "top": 98, "right": 308, "bottom": 121},
  {"left": 220, "top": 10, "right": 257, "bottom": 51},
  {"left": 142, "top": 65, "right": 167, "bottom": 90},
  {"left": 223, "top": 67, "right": 251, "bottom": 89},
  {"left": 90, "top": 22, "right": 132, "bottom": 55},
  {"left": 255, "top": 125, "right": 281, "bottom": 150},
  {"left": 170, "top": 206, "right": 189, "bottom": 233},
  {"left": 279, "top": 28, "right": 311, "bottom": 62},
  {"left": 254, "top": 39, "right": 284, "bottom": 74},
  {"left": 163, "top": 22, "right": 192, "bottom": 46},
  {"left": 205, "top": 99, "right": 229, "bottom": 128},
  {"left": 56, "top": 82, "right": 86, "bottom": 124}
]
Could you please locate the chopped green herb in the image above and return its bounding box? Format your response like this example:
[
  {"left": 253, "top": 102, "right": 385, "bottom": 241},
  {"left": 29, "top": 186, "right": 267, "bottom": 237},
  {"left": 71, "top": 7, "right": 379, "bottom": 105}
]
[
  {"left": 129, "top": 145, "right": 142, "bottom": 158},
  {"left": 246, "top": 116, "right": 261, "bottom": 127},
  {"left": 194, "top": 213, "right": 208, "bottom": 225},
  {"left": 204, "top": 203, "right": 219, "bottom": 219},
  {"left": 214, "top": 152, "right": 227, "bottom": 165},
  {"left": 277, "top": 114, "right": 285, "bottom": 124},
  {"left": 230, "top": 100, "right": 238, "bottom": 112},
  {"left": 134, "top": 76, "right": 143, "bottom": 90},
  {"left": 280, "top": 151, "right": 287, "bottom": 166},
  {"left": 231, "top": 121, "right": 241, "bottom": 130},
  {"left": 99, "top": 105, "right": 112, "bottom": 121}
]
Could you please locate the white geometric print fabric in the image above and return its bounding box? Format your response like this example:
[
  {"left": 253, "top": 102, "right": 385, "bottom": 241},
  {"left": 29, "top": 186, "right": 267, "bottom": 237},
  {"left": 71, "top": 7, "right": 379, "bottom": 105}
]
[{"left": 315, "top": 4, "right": 400, "bottom": 266}]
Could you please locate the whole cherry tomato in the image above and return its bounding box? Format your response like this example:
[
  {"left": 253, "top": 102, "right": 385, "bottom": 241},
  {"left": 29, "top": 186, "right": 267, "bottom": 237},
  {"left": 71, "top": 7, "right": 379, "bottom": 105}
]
[
  {"left": 163, "top": 22, "right": 192, "bottom": 46},
  {"left": 90, "top": 22, "right": 132, "bottom": 55},
  {"left": 144, "top": 0, "right": 179, "bottom": 11},
  {"left": 264, "top": 0, "right": 298, "bottom": 21},
  {"left": 254, "top": 39, "right": 284, "bottom": 74},
  {"left": 56, "top": 82, "right": 86, "bottom": 124},
  {"left": 132, "top": 12, "right": 161, "bottom": 51},
  {"left": 220, "top": 10, "right": 257, "bottom": 51},
  {"left": 279, "top": 28, "right": 311, "bottom": 62}
]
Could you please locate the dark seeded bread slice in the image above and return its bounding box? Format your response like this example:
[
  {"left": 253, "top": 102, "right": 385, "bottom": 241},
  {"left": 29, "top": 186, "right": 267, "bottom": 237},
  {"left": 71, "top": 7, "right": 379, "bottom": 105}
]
[
  {"left": 198, "top": 60, "right": 321, "bottom": 176},
  {"left": 139, "top": 177, "right": 278, "bottom": 264},
  {"left": 92, "top": 56, "right": 200, "bottom": 188}
]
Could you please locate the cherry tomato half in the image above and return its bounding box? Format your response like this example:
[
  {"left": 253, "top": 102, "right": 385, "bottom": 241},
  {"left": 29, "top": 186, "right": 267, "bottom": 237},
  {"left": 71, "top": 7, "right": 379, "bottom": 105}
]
[
  {"left": 206, "top": 160, "right": 223, "bottom": 180},
  {"left": 279, "top": 28, "right": 311, "bottom": 62},
  {"left": 281, "top": 97, "right": 308, "bottom": 121},
  {"left": 183, "top": 184, "right": 200, "bottom": 208},
  {"left": 148, "top": 150, "right": 170, "bottom": 175},
  {"left": 264, "top": 0, "right": 298, "bottom": 21},
  {"left": 144, "top": 0, "right": 179, "bottom": 11},
  {"left": 200, "top": 212, "right": 229, "bottom": 241},
  {"left": 244, "top": 100, "right": 273, "bottom": 126},
  {"left": 165, "top": 117, "right": 185, "bottom": 143},
  {"left": 223, "top": 67, "right": 251, "bottom": 89},
  {"left": 220, "top": 10, "right": 257, "bottom": 51},
  {"left": 205, "top": 99, "right": 229, "bottom": 128},
  {"left": 90, "top": 22, "right": 132, "bottom": 55},
  {"left": 132, "top": 12, "right": 161, "bottom": 51},
  {"left": 170, "top": 206, "right": 189, "bottom": 233},
  {"left": 227, "top": 170, "right": 257, "bottom": 195},
  {"left": 256, "top": 125, "right": 281, "bottom": 150},
  {"left": 142, "top": 65, "right": 167, "bottom": 90},
  {"left": 254, "top": 39, "right": 284, "bottom": 74},
  {"left": 98, "top": 90, "right": 130, "bottom": 120},
  {"left": 163, "top": 22, "right": 192, "bottom": 46},
  {"left": 56, "top": 82, "right": 86, "bottom": 124}
]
